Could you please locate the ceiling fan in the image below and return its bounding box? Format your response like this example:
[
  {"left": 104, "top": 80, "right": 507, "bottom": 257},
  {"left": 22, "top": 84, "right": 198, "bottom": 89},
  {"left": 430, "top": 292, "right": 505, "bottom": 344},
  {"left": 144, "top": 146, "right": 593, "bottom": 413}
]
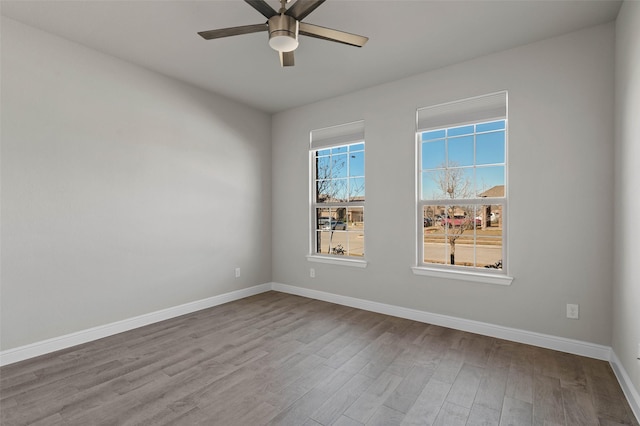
[{"left": 198, "top": 0, "right": 368, "bottom": 67}]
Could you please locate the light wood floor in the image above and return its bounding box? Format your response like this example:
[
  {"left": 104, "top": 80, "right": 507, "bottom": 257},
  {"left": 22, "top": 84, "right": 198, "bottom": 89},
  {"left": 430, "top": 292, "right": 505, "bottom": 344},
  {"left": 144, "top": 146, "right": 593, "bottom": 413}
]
[{"left": 1, "top": 291, "right": 637, "bottom": 426}]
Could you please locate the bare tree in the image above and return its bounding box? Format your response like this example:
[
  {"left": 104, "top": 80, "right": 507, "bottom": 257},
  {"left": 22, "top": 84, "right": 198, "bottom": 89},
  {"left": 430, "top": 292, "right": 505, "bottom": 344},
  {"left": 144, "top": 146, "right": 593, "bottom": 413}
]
[{"left": 431, "top": 165, "right": 473, "bottom": 265}]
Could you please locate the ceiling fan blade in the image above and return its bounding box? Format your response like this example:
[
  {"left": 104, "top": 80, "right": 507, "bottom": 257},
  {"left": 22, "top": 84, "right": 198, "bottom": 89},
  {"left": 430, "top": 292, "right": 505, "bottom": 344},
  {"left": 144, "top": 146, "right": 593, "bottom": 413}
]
[
  {"left": 244, "top": 0, "right": 278, "bottom": 19},
  {"left": 299, "top": 22, "right": 368, "bottom": 48},
  {"left": 198, "top": 23, "right": 267, "bottom": 40},
  {"left": 279, "top": 50, "right": 295, "bottom": 67},
  {"left": 285, "top": 0, "right": 326, "bottom": 21}
]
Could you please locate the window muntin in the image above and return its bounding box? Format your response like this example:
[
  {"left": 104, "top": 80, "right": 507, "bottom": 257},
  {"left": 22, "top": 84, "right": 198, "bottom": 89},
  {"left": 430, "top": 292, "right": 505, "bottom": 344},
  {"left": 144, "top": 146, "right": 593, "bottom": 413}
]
[
  {"left": 312, "top": 141, "right": 365, "bottom": 258},
  {"left": 418, "top": 96, "right": 507, "bottom": 273}
]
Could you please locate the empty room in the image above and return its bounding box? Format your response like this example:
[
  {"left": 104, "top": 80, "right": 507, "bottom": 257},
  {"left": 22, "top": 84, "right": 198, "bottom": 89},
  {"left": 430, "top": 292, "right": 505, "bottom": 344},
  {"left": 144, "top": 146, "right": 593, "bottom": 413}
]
[{"left": 1, "top": 0, "right": 639, "bottom": 425}]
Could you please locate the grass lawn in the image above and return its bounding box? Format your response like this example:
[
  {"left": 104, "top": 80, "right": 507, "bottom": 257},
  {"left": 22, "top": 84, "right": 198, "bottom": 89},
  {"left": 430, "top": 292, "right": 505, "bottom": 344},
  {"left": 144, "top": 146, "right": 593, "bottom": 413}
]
[{"left": 423, "top": 226, "right": 502, "bottom": 245}]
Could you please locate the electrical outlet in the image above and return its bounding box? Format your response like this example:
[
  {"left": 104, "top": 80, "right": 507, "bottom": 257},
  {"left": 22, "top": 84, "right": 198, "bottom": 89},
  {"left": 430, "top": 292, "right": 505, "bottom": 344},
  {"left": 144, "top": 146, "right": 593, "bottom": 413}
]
[
  {"left": 235, "top": 267, "right": 241, "bottom": 278},
  {"left": 566, "top": 303, "right": 579, "bottom": 319},
  {"left": 310, "top": 268, "right": 315, "bottom": 278}
]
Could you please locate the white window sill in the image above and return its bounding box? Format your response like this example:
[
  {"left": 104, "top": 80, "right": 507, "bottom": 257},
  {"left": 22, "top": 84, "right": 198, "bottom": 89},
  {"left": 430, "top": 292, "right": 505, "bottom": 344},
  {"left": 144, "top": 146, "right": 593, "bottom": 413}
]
[
  {"left": 411, "top": 266, "right": 513, "bottom": 286},
  {"left": 307, "top": 255, "right": 368, "bottom": 268}
]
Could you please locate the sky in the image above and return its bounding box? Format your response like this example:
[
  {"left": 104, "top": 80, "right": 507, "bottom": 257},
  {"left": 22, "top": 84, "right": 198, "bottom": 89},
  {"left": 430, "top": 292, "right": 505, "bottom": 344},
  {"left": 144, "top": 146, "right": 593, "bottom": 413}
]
[
  {"left": 421, "top": 120, "right": 506, "bottom": 200},
  {"left": 314, "top": 119, "right": 506, "bottom": 201}
]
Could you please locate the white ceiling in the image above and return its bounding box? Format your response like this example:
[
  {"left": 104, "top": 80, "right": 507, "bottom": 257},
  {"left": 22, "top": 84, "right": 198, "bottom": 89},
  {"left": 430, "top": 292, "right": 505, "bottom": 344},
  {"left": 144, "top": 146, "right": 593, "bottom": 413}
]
[{"left": 1, "top": 0, "right": 622, "bottom": 113}]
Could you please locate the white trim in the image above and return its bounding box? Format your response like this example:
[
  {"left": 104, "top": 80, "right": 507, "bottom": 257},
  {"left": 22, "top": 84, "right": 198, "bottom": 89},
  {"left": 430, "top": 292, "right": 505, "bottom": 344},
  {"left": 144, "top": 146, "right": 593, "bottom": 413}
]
[
  {"left": 277, "top": 280, "right": 632, "bottom": 421},
  {"left": 415, "top": 115, "right": 510, "bottom": 278},
  {"left": 0, "top": 283, "right": 272, "bottom": 366},
  {"left": 610, "top": 350, "right": 640, "bottom": 422},
  {"left": 2, "top": 280, "right": 638, "bottom": 423},
  {"left": 271, "top": 282, "right": 609, "bottom": 360},
  {"left": 306, "top": 254, "right": 368, "bottom": 268},
  {"left": 411, "top": 266, "right": 513, "bottom": 286}
]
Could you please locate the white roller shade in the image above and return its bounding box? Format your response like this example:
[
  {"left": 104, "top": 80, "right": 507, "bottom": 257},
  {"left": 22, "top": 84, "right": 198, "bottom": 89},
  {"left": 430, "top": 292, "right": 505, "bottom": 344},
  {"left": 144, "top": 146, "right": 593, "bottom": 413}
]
[
  {"left": 417, "top": 91, "right": 507, "bottom": 132},
  {"left": 310, "top": 120, "right": 365, "bottom": 150}
]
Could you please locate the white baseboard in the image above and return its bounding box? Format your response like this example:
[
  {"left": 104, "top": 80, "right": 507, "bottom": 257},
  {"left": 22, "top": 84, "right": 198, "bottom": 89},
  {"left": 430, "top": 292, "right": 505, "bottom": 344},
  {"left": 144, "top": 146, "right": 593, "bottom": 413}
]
[
  {"left": 272, "top": 282, "right": 640, "bottom": 424},
  {"left": 610, "top": 351, "right": 640, "bottom": 422},
  {"left": 0, "top": 283, "right": 272, "bottom": 366},
  {"left": 271, "top": 282, "right": 611, "bottom": 360},
  {"left": 2, "top": 280, "right": 637, "bottom": 425}
]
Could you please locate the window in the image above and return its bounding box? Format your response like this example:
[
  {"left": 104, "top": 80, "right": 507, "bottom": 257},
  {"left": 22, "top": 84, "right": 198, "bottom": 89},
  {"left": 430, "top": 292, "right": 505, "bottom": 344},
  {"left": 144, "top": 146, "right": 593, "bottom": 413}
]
[
  {"left": 416, "top": 92, "right": 510, "bottom": 282},
  {"left": 310, "top": 121, "right": 365, "bottom": 261}
]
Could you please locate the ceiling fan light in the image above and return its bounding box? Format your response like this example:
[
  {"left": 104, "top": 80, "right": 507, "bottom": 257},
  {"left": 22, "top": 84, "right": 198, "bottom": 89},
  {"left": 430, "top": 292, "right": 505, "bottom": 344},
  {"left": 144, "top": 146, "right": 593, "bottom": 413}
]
[
  {"left": 268, "top": 14, "right": 299, "bottom": 52},
  {"left": 269, "top": 34, "right": 298, "bottom": 52}
]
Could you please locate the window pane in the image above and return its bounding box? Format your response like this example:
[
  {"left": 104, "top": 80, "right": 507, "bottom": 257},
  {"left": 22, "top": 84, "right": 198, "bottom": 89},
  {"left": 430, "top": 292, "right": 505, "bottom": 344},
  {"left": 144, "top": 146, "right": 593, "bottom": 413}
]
[
  {"left": 316, "top": 180, "right": 332, "bottom": 203},
  {"left": 476, "top": 166, "right": 505, "bottom": 195},
  {"left": 349, "top": 151, "right": 365, "bottom": 177},
  {"left": 348, "top": 232, "right": 365, "bottom": 257},
  {"left": 316, "top": 207, "right": 332, "bottom": 230},
  {"left": 331, "top": 154, "right": 348, "bottom": 178},
  {"left": 424, "top": 222, "right": 447, "bottom": 265},
  {"left": 422, "top": 168, "right": 475, "bottom": 200},
  {"left": 476, "top": 120, "right": 505, "bottom": 132},
  {"left": 349, "top": 178, "right": 365, "bottom": 201},
  {"left": 476, "top": 131, "right": 505, "bottom": 165},
  {"left": 448, "top": 125, "right": 474, "bottom": 137},
  {"left": 332, "top": 178, "right": 348, "bottom": 201},
  {"left": 317, "top": 230, "right": 331, "bottom": 254},
  {"left": 476, "top": 236, "right": 502, "bottom": 268},
  {"left": 447, "top": 135, "right": 474, "bottom": 167},
  {"left": 333, "top": 207, "right": 346, "bottom": 221},
  {"left": 486, "top": 204, "right": 503, "bottom": 227},
  {"left": 317, "top": 148, "right": 330, "bottom": 156},
  {"left": 347, "top": 207, "right": 364, "bottom": 229},
  {"left": 423, "top": 205, "right": 440, "bottom": 228},
  {"left": 422, "top": 171, "right": 444, "bottom": 200},
  {"left": 441, "top": 205, "right": 474, "bottom": 229},
  {"left": 448, "top": 238, "right": 475, "bottom": 266},
  {"left": 438, "top": 204, "right": 475, "bottom": 267},
  {"left": 349, "top": 143, "right": 364, "bottom": 152},
  {"left": 422, "top": 129, "right": 445, "bottom": 142},
  {"left": 315, "top": 155, "right": 331, "bottom": 179},
  {"left": 329, "top": 229, "right": 347, "bottom": 255},
  {"left": 447, "top": 168, "right": 475, "bottom": 199},
  {"left": 331, "top": 146, "right": 348, "bottom": 154},
  {"left": 422, "top": 139, "right": 445, "bottom": 170}
]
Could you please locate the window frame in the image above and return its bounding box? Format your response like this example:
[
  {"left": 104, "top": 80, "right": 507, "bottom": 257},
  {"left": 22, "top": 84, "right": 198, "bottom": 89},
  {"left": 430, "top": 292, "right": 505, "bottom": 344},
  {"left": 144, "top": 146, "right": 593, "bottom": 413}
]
[
  {"left": 308, "top": 122, "right": 367, "bottom": 268},
  {"left": 413, "top": 92, "right": 512, "bottom": 285}
]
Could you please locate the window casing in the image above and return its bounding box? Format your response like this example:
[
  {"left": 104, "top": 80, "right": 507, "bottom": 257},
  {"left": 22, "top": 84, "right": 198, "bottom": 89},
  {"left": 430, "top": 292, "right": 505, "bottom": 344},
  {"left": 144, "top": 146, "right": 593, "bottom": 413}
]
[
  {"left": 416, "top": 92, "right": 509, "bottom": 280},
  {"left": 310, "top": 121, "right": 365, "bottom": 260}
]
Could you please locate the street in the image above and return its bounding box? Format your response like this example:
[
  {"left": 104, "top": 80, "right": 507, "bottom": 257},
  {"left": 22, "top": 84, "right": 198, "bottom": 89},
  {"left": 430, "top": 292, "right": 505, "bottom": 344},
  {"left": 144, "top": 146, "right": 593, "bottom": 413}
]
[{"left": 424, "top": 242, "right": 502, "bottom": 267}]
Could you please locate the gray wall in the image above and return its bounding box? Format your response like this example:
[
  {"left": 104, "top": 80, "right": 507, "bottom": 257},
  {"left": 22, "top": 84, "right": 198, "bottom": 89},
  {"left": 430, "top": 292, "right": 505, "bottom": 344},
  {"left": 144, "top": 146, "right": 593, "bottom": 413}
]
[
  {"left": 614, "top": 1, "right": 640, "bottom": 398},
  {"left": 272, "top": 23, "right": 615, "bottom": 346},
  {"left": 0, "top": 18, "right": 272, "bottom": 351},
  {"left": 1, "top": 10, "right": 629, "bottom": 362}
]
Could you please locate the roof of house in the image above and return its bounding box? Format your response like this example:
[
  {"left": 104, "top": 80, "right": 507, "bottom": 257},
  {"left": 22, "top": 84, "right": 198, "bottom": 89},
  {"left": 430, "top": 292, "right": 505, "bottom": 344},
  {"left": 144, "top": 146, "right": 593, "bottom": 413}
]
[{"left": 479, "top": 185, "right": 505, "bottom": 198}]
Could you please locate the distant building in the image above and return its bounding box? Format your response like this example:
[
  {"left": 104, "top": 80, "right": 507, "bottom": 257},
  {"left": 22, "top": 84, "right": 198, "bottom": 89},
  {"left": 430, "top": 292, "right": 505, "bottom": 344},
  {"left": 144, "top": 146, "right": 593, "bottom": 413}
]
[{"left": 478, "top": 185, "right": 504, "bottom": 228}]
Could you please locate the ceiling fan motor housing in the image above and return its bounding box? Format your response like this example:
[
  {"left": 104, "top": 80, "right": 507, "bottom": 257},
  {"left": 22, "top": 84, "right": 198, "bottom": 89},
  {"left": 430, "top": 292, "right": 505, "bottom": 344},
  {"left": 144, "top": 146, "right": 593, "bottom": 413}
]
[{"left": 268, "top": 14, "right": 299, "bottom": 52}]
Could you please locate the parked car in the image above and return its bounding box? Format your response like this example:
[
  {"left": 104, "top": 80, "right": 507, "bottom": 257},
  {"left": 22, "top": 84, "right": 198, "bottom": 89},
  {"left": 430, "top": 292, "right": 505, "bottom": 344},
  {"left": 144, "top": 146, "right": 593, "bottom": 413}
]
[
  {"left": 441, "top": 215, "right": 476, "bottom": 228},
  {"left": 322, "top": 219, "right": 346, "bottom": 230},
  {"left": 332, "top": 221, "right": 347, "bottom": 230}
]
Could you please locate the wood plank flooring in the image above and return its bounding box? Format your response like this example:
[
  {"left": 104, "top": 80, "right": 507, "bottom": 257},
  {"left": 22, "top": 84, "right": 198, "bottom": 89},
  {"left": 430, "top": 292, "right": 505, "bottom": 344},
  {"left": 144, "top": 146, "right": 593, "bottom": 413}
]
[{"left": 1, "top": 291, "right": 637, "bottom": 426}]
